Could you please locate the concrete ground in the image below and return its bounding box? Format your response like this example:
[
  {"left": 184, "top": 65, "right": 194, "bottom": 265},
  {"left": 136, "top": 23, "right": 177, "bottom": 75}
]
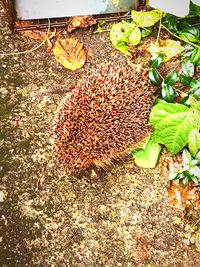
[{"left": 0, "top": 4, "right": 200, "bottom": 267}]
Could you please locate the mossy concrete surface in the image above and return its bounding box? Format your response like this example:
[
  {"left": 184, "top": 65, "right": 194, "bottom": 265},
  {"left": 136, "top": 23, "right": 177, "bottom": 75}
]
[{"left": 0, "top": 5, "right": 200, "bottom": 267}]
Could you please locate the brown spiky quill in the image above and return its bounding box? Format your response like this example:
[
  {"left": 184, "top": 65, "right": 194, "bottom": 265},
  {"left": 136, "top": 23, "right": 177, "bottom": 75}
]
[{"left": 53, "top": 62, "right": 155, "bottom": 172}]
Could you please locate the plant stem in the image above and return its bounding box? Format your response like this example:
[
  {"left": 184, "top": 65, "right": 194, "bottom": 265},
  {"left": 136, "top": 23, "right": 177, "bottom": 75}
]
[
  {"left": 161, "top": 24, "right": 200, "bottom": 49},
  {"left": 156, "top": 11, "right": 162, "bottom": 44},
  {"left": 0, "top": 18, "right": 51, "bottom": 56}
]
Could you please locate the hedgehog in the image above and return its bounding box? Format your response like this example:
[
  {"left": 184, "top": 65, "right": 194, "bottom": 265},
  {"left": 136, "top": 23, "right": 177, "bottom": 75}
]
[{"left": 53, "top": 62, "right": 155, "bottom": 172}]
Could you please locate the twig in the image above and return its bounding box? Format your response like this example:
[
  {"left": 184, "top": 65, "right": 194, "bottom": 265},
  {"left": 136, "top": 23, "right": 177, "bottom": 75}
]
[
  {"left": 156, "top": 11, "right": 162, "bottom": 44},
  {"left": 0, "top": 18, "right": 51, "bottom": 56}
]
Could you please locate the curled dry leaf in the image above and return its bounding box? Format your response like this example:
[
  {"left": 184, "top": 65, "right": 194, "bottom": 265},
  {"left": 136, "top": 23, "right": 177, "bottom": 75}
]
[
  {"left": 67, "top": 15, "right": 96, "bottom": 33},
  {"left": 133, "top": 236, "right": 149, "bottom": 263},
  {"left": 53, "top": 37, "right": 86, "bottom": 70}
]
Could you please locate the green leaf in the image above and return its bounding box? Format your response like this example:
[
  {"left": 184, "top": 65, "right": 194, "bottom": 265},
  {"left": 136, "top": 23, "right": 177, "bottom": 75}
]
[
  {"left": 164, "top": 70, "right": 178, "bottom": 86},
  {"left": 178, "top": 96, "right": 190, "bottom": 106},
  {"left": 161, "top": 84, "right": 176, "bottom": 102},
  {"left": 179, "top": 26, "right": 200, "bottom": 43},
  {"left": 189, "top": 166, "right": 200, "bottom": 178},
  {"left": 190, "top": 1, "right": 200, "bottom": 16},
  {"left": 148, "top": 69, "right": 161, "bottom": 85},
  {"left": 191, "top": 47, "right": 200, "bottom": 63},
  {"left": 182, "top": 58, "right": 195, "bottom": 77},
  {"left": 179, "top": 74, "right": 191, "bottom": 86},
  {"left": 182, "top": 149, "right": 192, "bottom": 165},
  {"left": 182, "top": 176, "right": 189, "bottom": 188},
  {"left": 110, "top": 20, "right": 137, "bottom": 55},
  {"left": 141, "top": 27, "right": 153, "bottom": 37},
  {"left": 188, "top": 128, "right": 200, "bottom": 157},
  {"left": 196, "top": 57, "right": 200, "bottom": 66},
  {"left": 150, "top": 53, "right": 164, "bottom": 68},
  {"left": 131, "top": 9, "right": 163, "bottom": 27},
  {"left": 132, "top": 136, "right": 162, "bottom": 168},
  {"left": 150, "top": 102, "right": 190, "bottom": 127},
  {"left": 150, "top": 103, "right": 198, "bottom": 154},
  {"left": 128, "top": 27, "right": 141, "bottom": 46},
  {"left": 166, "top": 14, "right": 178, "bottom": 32},
  {"left": 188, "top": 80, "right": 200, "bottom": 100},
  {"left": 93, "top": 21, "right": 106, "bottom": 34}
]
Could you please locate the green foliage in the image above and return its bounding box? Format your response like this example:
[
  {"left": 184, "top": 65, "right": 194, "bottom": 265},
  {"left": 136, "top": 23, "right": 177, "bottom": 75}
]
[
  {"left": 141, "top": 27, "right": 153, "bottom": 37},
  {"left": 148, "top": 69, "right": 161, "bottom": 85},
  {"left": 93, "top": 21, "right": 106, "bottom": 34},
  {"left": 188, "top": 80, "right": 200, "bottom": 100},
  {"left": 178, "top": 26, "right": 200, "bottom": 43},
  {"left": 131, "top": 9, "right": 163, "bottom": 27},
  {"left": 110, "top": 20, "right": 140, "bottom": 55},
  {"left": 161, "top": 84, "right": 178, "bottom": 102},
  {"left": 149, "top": 53, "right": 164, "bottom": 68},
  {"left": 181, "top": 58, "right": 195, "bottom": 77},
  {"left": 150, "top": 102, "right": 200, "bottom": 155},
  {"left": 132, "top": 136, "right": 161, "bottom": 168},
  {"left": 169, "top": 149, "right": 200, "bottom": 188}
]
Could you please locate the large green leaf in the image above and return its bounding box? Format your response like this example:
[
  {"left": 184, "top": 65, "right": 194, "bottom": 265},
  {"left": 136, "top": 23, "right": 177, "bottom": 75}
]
[
  {"left": 188, "top": 128, "right": 200, "bottom": 157},
  {"left": 150, "top": 103, "right": 190, "bottom": 126},
  {"left": 132, "top": 136, "right": 161, "bottom": 168},
  {"left": 150, "top": 103, "right": 200, "bottom": 154}
]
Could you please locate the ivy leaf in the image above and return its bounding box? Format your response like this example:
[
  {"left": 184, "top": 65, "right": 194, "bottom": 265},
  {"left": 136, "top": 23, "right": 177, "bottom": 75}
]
[
  {"left": 191, "top": 47, "right": 200, "bottom": 63},
  {"left": 179, "top": 26, "right": 200, "bottom": 43},
  {"left": 132, "top": 136, "right": 162, "bottom": 168},
  {"left": 190, "top": 1, "right": 200, "bottom": 16},
  {"left": 141, "top": 27, "right": 153, "bottom": 37},
  {"left": 179, "top": 74, "right": 191, "bottom": 86},
  {"left": 196, "top": 57, "right": 200, "bottom": 66},
  {"left": 164, "top": 70, "right": 178, "bottom": 86},
  {"left": 182, "top": 176, "right": 189, "bottom": 188},
  {"left": 188, "top": 128, "right": 200, "bottom": 157},
  {"left": 182, "top": 58, "right": 195, "bottom": 77},
  {"left": 131, "top": 9, "right": 162, "bottom": 27},
  {"left": 188, "top": 80, "right": 200, "bottom": 100},
  {"left": 182, "top": 149, "right": 192, "bottom": 165},
  {"left": 178, "top": 96, "right": 190, "bottom": 106},
  {"left": 166, "top": 14, "right": 178, "bottom": 32},
  {"left": 149, "top": 53, "right": 164, "bottom": 68},
  {"left": 148, "top": 69, "right": 161, "bottom": 85},
  {"left": 150, "top": 103, "right": 198, "bottom": 154},
  {"left": 161, "top": 84, "right": 177, "bottom": 102}
]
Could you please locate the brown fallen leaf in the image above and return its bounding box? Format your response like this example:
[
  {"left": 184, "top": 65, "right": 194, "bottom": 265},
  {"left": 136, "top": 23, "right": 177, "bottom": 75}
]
[
  {"left": 168, "top": 180, "right": 190, "bottom": 212},
  {"left": 67, "top": 15, "right": 96, "bottom": 33},
  {"left": 36, "top": 168, "right": 46, "bottom": 190},
  {"left": 133, "top": 236, "right": 149, "bottom": 263},
  {"left": 53, "top": 37, "right": 86, "bottom": 70}
]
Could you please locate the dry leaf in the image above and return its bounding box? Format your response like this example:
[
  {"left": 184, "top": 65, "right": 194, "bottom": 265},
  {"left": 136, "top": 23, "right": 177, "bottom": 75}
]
[
  {"left": 53, "top": 38, "right": 86, "bottom": 70},
  {"left": 67, "top": 15, "right": 96, "bottom": 33},
  {"left": 133, "top": 237, "right": 149, "bottom": 263}
]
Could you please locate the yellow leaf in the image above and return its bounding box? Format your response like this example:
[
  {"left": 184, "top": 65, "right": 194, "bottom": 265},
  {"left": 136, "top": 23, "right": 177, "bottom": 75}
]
[
  {"left": 131, "top": 9, "right": 163, "bottom": 27},
  {"left": 147, "top": 39, "right": 184, "bottom": 62},
  {"left": 129, "top": 27, "right": 141, "bottom": 46},
  {"left": 53, "top": 38, "right": 86, "bottom": 70}
]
